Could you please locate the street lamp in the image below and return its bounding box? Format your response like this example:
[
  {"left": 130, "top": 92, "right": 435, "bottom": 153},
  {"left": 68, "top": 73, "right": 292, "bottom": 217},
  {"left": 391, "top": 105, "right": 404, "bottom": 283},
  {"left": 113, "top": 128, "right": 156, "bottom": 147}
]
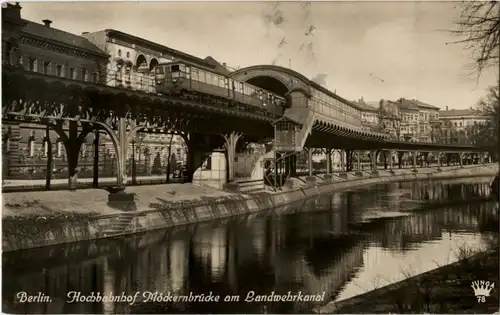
[{"left": 131, "top": 139, "right": 137, "bottom": 185}]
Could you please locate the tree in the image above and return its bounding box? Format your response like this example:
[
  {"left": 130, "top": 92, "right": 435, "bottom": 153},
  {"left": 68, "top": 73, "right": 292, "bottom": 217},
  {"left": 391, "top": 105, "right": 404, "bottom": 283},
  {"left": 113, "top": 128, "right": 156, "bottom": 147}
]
[
  {"left": 152, "top": 152, "right": 162, "bottom": 174},
  {"left": 165, "top": 133, "right": 175, "bottom": 182},
  {"left": 430, "top": 120, "right": 443, "bottom": 143},
  {"left": 134, "top": 133, "right": 147, "bottom": 173},
  {"left": 452, "top": 1, "right": 500, "bottom": 76},
  {"left": 472, "top": 85, "right": 499, "bottom": 159}
]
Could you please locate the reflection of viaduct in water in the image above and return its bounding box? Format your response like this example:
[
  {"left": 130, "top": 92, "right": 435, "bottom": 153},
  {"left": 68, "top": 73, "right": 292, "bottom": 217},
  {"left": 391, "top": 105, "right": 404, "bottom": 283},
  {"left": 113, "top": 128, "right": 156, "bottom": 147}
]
[
  {"left": 3, "top": 180, "right": 496, "bottom": 314},
  {"left": 364, "top": 201, "right": 497, "bottom": 251}
]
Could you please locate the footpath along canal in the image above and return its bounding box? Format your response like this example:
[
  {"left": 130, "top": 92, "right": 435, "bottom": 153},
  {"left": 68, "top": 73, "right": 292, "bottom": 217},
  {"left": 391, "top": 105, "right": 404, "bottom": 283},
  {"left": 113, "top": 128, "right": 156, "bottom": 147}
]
[
  {"left": 2, "top": 164, "right": 497, "bottom": 251},
  {"left": 3, "top": 176, "right": 498, "bottom": 314}
]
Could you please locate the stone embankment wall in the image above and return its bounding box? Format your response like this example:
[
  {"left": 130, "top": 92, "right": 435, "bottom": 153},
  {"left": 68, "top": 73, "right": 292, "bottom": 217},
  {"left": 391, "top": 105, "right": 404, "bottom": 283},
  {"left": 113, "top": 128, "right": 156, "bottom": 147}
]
[{"left": 3, "top": 164, "right": 497, "bottom": 252}]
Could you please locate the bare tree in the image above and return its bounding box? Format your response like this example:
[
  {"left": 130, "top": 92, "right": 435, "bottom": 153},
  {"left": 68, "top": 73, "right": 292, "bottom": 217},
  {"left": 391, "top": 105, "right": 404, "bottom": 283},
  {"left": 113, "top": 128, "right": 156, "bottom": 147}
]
[
  {"left": 473, "top": 86, "right": 499, "bottom": 158},
  {"left": 452, "top": 1, "right": 500, "bottom": 76}
]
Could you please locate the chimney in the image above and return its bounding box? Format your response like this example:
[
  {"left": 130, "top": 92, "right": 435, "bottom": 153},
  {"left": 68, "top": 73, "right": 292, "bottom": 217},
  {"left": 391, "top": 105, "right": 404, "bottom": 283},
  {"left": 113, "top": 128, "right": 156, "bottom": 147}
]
[
  {"left": 222, "top": 62, "right": 227, "bottom": 68},
  {"left": 446, "top": 106, "right": 448, "bottom": 111},
  {"left": 82, "top": 32, "right": 89, "bottom": 35},
  {"left": 3, "top": 2, "right": 22, "bottom": 20},
  {"left": 42, "top": 19, "right": 52, "bottom": 27}
]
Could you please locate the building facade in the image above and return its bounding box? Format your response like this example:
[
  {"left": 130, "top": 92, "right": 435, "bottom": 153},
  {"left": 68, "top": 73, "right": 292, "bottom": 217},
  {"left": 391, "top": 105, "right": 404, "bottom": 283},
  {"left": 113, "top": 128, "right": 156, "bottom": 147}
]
[
  {"left": 412, "top": 99, "right": 440, "bottom": 143},
  {"left": 439, "top": 107, "right": 491, "bottom": 144},
  {"left": 355, "top": 98, "right": 380, "bottom": 133},
  {"left": 354, "top": 97, "right": 443, "bottom": 143},
  {"left": 397, "top": 98, "right": 419, "bottom": 141},
  {"left": 2, "top": 3, "right": 110, "bottom": 179}
]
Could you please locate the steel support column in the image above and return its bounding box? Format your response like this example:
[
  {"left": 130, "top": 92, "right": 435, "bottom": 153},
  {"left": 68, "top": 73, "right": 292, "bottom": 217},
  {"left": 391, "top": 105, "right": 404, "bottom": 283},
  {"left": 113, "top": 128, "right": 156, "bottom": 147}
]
[
  {"left": 326, "top": 149, "right": 332, "bottom": 175},
  {"left": 290, "top": 154, "right": 297, "bottom": 177},
  {"left": 437, "top": 152, "right": 442, "bottom": 170},
  {"left": 340, "top": 149, "right": 345, "bottom": 172},
  {"left": 308, "top": 148, "right": 313, "bottom": 177},
  {"left": 116, "top": 117, "right": 128, "bottom": 187},
  {"left": 223, "top": 132, "right": 242, "bottom": 183},
  {"left": 371, "top": 150, "right": 377, "bottom": 170},
  {"left": 93, "top": 131, "right": 99, "bottom": 188},
  {"left": 356, "top": 150, "right": 361, "bottom": 170},
  {"left": 45, "top": 126, "right": 52, "bottom": 190},
  {"left": 388, "top": 149, "right": 394, "bottom": 170},
  {"left": 413, "top": 151, "right": 418, "bottom": 172}
]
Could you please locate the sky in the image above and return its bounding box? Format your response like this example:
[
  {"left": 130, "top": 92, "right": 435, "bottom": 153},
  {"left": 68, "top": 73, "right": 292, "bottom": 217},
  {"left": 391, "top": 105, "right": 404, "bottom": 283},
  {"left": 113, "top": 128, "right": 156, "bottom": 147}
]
[{"left": 19, "top": 1, "right": 498, "bottom": 110}]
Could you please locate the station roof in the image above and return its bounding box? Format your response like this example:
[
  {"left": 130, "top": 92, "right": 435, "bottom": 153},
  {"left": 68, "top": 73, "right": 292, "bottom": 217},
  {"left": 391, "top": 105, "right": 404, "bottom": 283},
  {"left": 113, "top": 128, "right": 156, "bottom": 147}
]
[{"left": 21, "top": 19, "right": 108, "bottom": 58}]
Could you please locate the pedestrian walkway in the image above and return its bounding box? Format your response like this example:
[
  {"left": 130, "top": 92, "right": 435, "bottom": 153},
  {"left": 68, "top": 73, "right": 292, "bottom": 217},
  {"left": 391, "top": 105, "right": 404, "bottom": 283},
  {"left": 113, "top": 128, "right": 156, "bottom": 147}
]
[
  {"left": 2, "top": 175, "right": 166, "bottom": 188},
  {"left": 2, "top": 164, "right": 492, "bottom": 219},
  {"left": 2, "top": 183, "right": 235, "bottom": 218}
]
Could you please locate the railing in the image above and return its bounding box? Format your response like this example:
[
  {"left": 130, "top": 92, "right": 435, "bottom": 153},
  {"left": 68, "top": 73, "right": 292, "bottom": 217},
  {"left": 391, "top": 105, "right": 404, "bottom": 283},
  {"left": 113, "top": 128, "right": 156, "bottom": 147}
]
[{"left": 100, "top": 69, "right": 157, "bottom": 94}]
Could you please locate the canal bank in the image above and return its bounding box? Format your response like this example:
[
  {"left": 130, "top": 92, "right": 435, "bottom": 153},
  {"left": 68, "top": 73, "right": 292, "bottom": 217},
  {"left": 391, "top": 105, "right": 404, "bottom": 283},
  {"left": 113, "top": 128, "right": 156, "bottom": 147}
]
[
  {"left": 3, "top": 164, "right": 498, "bottom": 252},
  {"left": 314, "top": 248, "right": 499, "bottom": 314}
]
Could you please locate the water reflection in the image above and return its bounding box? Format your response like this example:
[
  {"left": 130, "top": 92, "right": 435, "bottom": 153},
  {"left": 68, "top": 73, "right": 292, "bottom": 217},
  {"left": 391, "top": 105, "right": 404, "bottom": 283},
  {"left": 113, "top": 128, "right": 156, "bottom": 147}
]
[{"left": 3, "top": 177, "right": 498, "bottom": 314}]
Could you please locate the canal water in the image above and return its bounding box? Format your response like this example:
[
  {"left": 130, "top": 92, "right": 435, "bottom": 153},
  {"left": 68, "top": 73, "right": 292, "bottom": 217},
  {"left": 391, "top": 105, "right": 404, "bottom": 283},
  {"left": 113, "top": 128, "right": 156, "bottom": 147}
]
[{"left": 3, "top": 177, "right": 499, "bottom": 314}]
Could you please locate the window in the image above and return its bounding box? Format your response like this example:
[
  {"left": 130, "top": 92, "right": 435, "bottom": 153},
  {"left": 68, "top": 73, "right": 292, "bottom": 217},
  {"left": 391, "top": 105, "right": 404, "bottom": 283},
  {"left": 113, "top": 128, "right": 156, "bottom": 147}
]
[
  {"left": 198, "top": 70, "right": 205, "bottom": 83},
  {"left": 4, "top": 137, "right": 11, "bottom": 153},
  {"left": 171, "top": 65, "right": 180, "bottom": 72},
  {"left": 28, "top": 58, "right": 36, "bottom": 71},
  {"left": 44, "top": 139, "right": 49, "bottom": 157},
  {"left": 204, "top": 155, "right": 212, "bottom": 170},
  {"left": 191, "top": 69, "right": 198, "bottom": 81},
  {"left": 43, "top": 61, "right": 51, "bottom": 74},
  {"left": 28, "top": 131, "right": 35, "bottom": 157},
  {"left": 82, "top": 68, "right": 89, "bottom": 81},
  {"left": 81, "top": 144, "right": 87, "bottom": 158},
  {"left": 57, "top": 140, "right": 63, "bottom": 157},
  {"left": 118, "top": 49, "right": 122, "bottom": 57},
  {"left": 155, "top": 67, "right": 164, "bottom": 74},
  {"left": 205, "top": 73, "right": 212, "bottom": 85},
  {"left": 126, "top": 51, "right": 130, "bottom": 58},
  {"left": 69, "top": 68, "right": 76, "bottom": 79},
  {"left": 56, "top": 65, "right": 63, "bottom": 77},
  {"left": 92, "top": 72, "right": 98, "bottom": 83}
]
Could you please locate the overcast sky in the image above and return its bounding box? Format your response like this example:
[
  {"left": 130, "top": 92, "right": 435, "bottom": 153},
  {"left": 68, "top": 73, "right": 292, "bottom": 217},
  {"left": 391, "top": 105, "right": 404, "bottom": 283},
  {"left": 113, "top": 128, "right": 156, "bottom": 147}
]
[{"left": 20, "top": 1, "right": 498, "bottom": 110}]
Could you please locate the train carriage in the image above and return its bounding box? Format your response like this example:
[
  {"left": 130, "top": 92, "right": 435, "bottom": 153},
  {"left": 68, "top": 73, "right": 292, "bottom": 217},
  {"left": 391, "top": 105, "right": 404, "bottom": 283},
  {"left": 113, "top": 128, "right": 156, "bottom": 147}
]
[{"left": 154, "top": 61, "right": 286, "bottom": 115}]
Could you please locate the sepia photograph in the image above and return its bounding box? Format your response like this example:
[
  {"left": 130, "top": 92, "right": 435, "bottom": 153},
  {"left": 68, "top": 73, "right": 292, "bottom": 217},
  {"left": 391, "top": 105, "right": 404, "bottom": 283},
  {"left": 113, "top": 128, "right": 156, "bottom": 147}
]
[{"left": 2, "top": 0, "right": 499, "bottom": 313}]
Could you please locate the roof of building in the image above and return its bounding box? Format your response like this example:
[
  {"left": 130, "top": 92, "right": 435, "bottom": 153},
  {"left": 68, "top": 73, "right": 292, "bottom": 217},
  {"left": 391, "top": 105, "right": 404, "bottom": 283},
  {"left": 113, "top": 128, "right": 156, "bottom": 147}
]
[
  {"left": 101, "top": 29, "right": 214, "bottom": 68},
  {"left": 408, "top": 98, "right": 440, "bottom": 110},
  {"left": 439, "top": 108, "right": 487, "bottom": 118},
  {"left": 398, "top": 98, "right": 420, "bottom": 111},
  {"left": 353, "top": 98, "right": 378, "bottom": 112},
  {"left": 204, "top": 56, "right": 231, "bottom": 75},
  {"left": 21, "top": 19, "right": 108, "bottom": 57}
]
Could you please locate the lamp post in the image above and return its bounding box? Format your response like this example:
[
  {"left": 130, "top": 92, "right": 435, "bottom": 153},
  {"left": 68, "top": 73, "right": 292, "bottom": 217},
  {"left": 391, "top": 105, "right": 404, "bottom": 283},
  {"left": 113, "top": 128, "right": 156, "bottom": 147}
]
[
  {"left": 44, "top": 126, "right": 52, "bottom": 190},
  {"left": 131, "top": 139, "right": 137, "bottom": 185}
]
